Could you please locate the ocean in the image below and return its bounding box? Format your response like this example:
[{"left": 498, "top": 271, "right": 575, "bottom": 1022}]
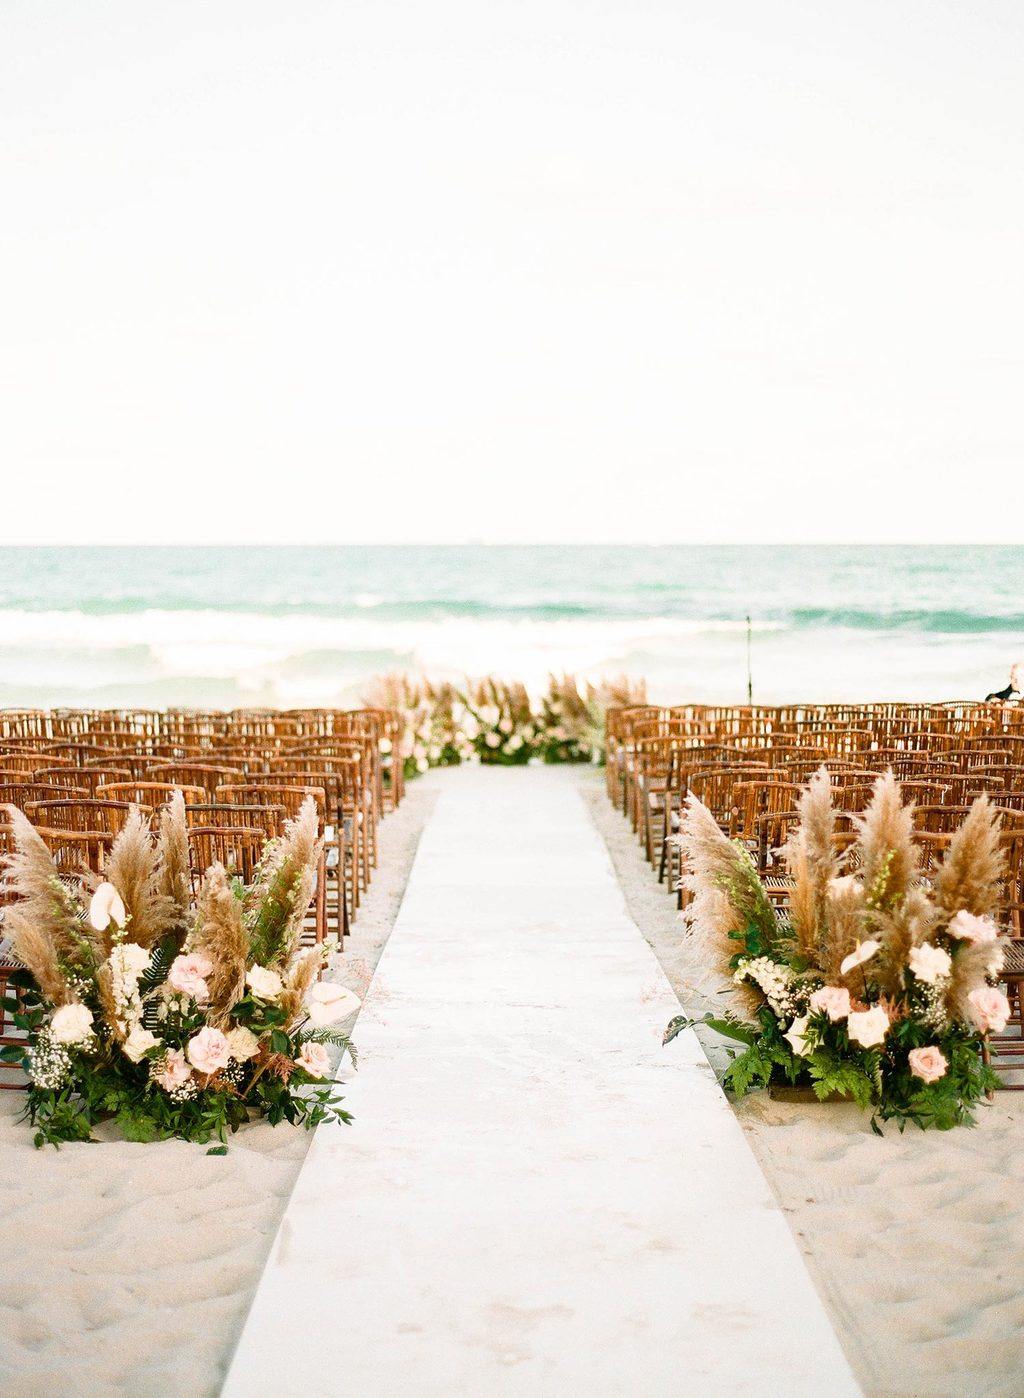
[{"left": 0, "top": 545, "right": 1020, "bottom": 710}]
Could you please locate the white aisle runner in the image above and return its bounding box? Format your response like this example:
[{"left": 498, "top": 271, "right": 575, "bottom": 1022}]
[{"left": 224, "top": 766, "right": 857, "bottom": 1396}]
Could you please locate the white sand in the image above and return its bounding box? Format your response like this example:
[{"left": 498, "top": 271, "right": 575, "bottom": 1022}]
[
  {"left": 0, "top": 773, "right": 440, "bottom": 1396},
  {"left": 582, "top": 770, "right": 1024, "bottom": 1398},
  {"left": 4, "top": 765, "right": 1022, "bottom": 1396}
]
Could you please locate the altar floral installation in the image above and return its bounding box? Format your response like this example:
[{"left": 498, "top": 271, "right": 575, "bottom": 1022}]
[
  {"left": 365, "top": 672, "right": 647, "bottom": 775},
  {"left": 666, "top": 769, "right": 1009, "bottom": 1130},
  {"left": 1, "top": 793, "right": 360, "bottom": 1148}
]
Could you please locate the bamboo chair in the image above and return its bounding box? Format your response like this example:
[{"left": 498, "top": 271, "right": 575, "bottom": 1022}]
[
  {"left": 216, "top": 782, "right": 337, "bottom": 941},
  {"left": 145, "top": 762, "right": 244, "bottom": 796},
  {"left": 94, "top": 781, "right": 207, "bottom": 812},
  {"left": 187, "top": 826, "right": 267, "bottom": 891},
  {"left": 24, "top": 798, "right": 132, "bottom": 835}
]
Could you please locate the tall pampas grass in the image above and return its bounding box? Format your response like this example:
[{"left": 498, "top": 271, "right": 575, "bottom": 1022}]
[
  {"left": 190, "top": 863, "right": 249, "bottom": 1025},
  {"left": 3, "top": 805, "right": 83, "bottom": 1003},
  {"left": 155, "top": 789, "right": 191, "bottom": 946},
  {"left": 101, "top": 808, "right": 177, "bottom": 951},
  {"left": 854, "top": 770, "right": 919, "bottom": 911},
  {"left": 246, "top": 797, "right": 322, "bottom": 968},
  {"left": 933, "top": 795, "right": 1005, "bottom": 920},
  {"left": 783, "top": 767, "right": 839, "bottom": 961},
  {"left": 675, "top": 795, "right": 777, "bottom": 1020}
]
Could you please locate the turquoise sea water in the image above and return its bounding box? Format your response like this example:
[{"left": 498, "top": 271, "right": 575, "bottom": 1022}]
[{"left": 0, "top": 545, "right": 1020, "bottom": 708}]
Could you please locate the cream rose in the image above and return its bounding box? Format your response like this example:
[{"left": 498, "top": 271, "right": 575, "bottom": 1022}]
[
  {"left": 186, "top": 1027, "right": 231, "bottom": 1075},
  {"left": 295, "top": 1041, "right": 332, "bottom": 1078},
  {"left": 908, "top": 942, "right": 952, "bottom": 985},
  {"left": 908, "top": 1045, "right": 948, "bottom": 1083},
  {"left": 246, "top": 965, "right": 285, "bottom": 1002},
  {"left": 153, "top": 1048, "right": 192, "bottom": 1093},
  {"left": 967, "top": 986, "right": 1011, "bottom": 1035},
  {"left": 50, "top": 1002, "right": 94, "bottom": 1045},
  {"left": 847, "top": 1005, "right": 890, "bottom": 1048},
  {"left": 225, "top": 1025, "right": 261, "bottom": 1062},
  {"left": 122, "top": 1025, "right": 160, "bottom": 1063},
  {"left": 948, "top": 910, "right": 999, "bottom": 944},
  {"left": 784, "top": 1015, "right": 812, "bottom": 1057},
  {"left": 168, "top": 953, "right": 213, "bottom": 1004},
  {"left": 89, "top": 881, "right": 127, "bottom": 932},
  {"left": 809, "top": 986, "right": 851, "bottom": 1022},
  {"left": 840, "top": 940, "right": 881, "bottom": 977},
  {"left": 307, "top": 981, "right": 361, "bottom": 1027}
]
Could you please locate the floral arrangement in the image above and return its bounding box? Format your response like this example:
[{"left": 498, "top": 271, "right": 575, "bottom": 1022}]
[
  {"left": 462, "top": 678, "right": 538, "bottom": 765},
  {"left": 665, "top": 769, "right": 1009, "bottom": 1130},
  {"left": 537, "top": 675, "right": 600, "bottom": 764},
  {"left": 1, "top": 793, "right": 361, "bottom": 1149},
  {"left": 364, "top": 671, "right": 645, "bottom": 773},
  {"left": 364, "top": 674, "right": 471, "bottom": 777}
]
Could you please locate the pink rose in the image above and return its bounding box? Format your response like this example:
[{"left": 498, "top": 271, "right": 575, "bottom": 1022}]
[
  {"left": 168, "top": 953, "right": 214, "bottom": 1004},
  {"left": 295, "top": 1041, "right": 331, "bottom": 1079},
  {"left": 153, "top": 1047, "right": 192, "bottom": 1092},
  {"left": 908, "top": 1045, "right": 947, "bottom": 1083},
  {"left": 948, "top": 911, "right": 999, "bottom": 944},
  {"left": 967, "top": 986, "right": 1011, "bottom": 1035},
  {"left": 809, "top": 986, "right": 851, "bottom": 1022},
  {"left": 186, "top": 1026, "right": 231, "bottom": 1075}
]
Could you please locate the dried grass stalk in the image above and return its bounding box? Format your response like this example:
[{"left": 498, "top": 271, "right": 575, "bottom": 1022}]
[
  {"left": 2, "top": 805, "right": 82, "bottom": 1003},
  {"left": 933, "top": 795, "right": 1005, "bottom": 920},
  {"left": 103, "top": 808, "right": 176, "bottom": 951},
  {"left": 675, "top": 794, "right": 777, "bottom": 1020},
  {"left": 854, "top": 770, "right": 919, "bottom": 911},
  {"left": 190, "top": 863, "right": 249, "bottom": 1025},
  {"left": 155, "top": 790, "right": 192, "bottom": 944},
  {"left": 246, "top": 798, "right": 323, "bottom": 969},
  {"left": 783, "top": 767, "right": 838, "bottom": 961}
]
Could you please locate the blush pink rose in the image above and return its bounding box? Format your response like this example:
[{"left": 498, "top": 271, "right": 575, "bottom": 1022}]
[
  {"left": 295, "top": 1041, "right": 331, "bottom": 1079},
  {"left": 168, "top": 953, "right": 214, "bottom": 1004},
  {"left": 153, "top": 1047, "right": 192, "bottom": 1092},
  {"left": 908, "top": 1045, "right": 948, "bottom": 1083},
  {"left": 186, "top": 1026, "right": 231, "bottom": 1076},
  {"left": 809, "top": 986, "right": 851, "bottom": 1022},
  {"left": 967, "top": 986, "right": 1011, "bottom": 1035},
  {"left": 948, "top": 910, "right": 999, "bottom": 944}
]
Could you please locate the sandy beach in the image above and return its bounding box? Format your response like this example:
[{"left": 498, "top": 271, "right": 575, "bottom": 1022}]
[
  {"left": 582, "top": 772, "right": 1024, "bottom": 1398},
  {"left": 2, "top": 765, "right": 1022, "bottom": 1395},
  {"left": 0, "top": 775, "right": 440, "bottom": 1396}
]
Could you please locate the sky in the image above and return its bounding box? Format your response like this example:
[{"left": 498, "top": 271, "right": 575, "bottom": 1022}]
[{"left": 1, "top": 1, "right": 1022, "bottom": 545}]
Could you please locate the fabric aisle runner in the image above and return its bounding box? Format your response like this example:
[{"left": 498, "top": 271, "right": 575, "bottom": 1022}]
[{"left": 224, "top": 764, "right": 857, "bottom": 1396}]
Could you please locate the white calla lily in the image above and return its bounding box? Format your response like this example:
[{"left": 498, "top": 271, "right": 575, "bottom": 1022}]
[{"left": 89, "top": 881, "right": 127, "bottom": 932}]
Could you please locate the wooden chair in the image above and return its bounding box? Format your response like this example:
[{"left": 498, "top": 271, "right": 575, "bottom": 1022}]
[
  {"left": 23, "top": 798, "right": 132, "bottom": 835},
  {"left": 94, "top": 781, "right": 207, "bottom": 812},
  {"left": 187, "top": 826, "right": 267, "bottom": 890}
]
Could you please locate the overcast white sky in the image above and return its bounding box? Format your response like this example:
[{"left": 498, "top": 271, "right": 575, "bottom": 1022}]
[{"left": 1, "top": 1, "right": 1022, "bottom": 544}]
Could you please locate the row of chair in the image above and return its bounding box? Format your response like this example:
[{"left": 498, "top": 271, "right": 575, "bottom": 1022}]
[{"left": 605, "top": 700, "right": 1024, "bottom": 1085}]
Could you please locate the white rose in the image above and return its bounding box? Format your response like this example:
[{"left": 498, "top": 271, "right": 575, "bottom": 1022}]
[
  {"left": 307, "top": 981, "right": 361, "bottom": 1027},
  {"left": 847, "top": 1005, "right": 890, "bottom": 1048},
  {"left": 111, "top": 942, "right": 151, "bottom": 979},
  {"left": 784, "top": 1015, "right": 813, "bottom": 1057},
  {"left": 908, "top": 942, "right": 952, "bottom": 985},
  {"left": 246, "top": 965, "right": 284, "bottom": 1001},
  {"left": 122, "top": 1025, "right": 160, "bottom": 1063},
  {"left": 50, "top": 1002, "right": 94, "bottom": 1045},
  {"left": 89, "top": 881, "right": 127, "bottom": 932},
  {"left": 225, "top": 1025, "right": 261, "bottom": 1062}
]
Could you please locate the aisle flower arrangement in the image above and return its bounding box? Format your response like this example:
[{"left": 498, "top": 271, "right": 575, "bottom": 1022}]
[
  {"left": 666, "top": 769, "right": 1008, "bottom": 1130},
  {"left": 462, "top": 678, "right": 538, "bottom": 765},
  {"left": 365, "top": 671, "right": 645, "bottom": 773},
  {"left": 1, "top": 793, "right": 360, "bottom": 1148},
  {"left": 537, "top": 675, "right": 601, "bottom": 764},
  {"left": 365, "top": 674, "right": 471, "bottom": 776}
]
